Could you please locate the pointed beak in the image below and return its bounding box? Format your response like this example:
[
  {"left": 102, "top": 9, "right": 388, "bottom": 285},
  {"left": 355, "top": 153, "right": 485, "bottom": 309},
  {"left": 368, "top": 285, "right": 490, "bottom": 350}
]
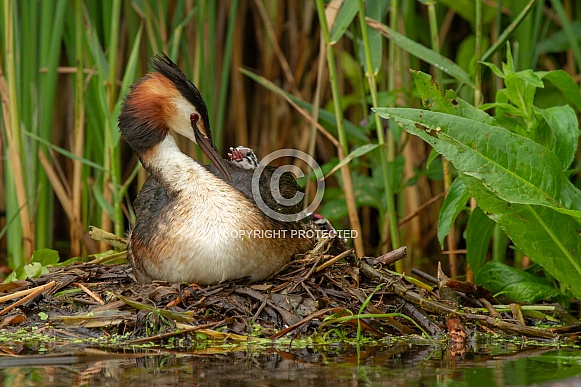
[{"left": 191, "top": 119, "right": 232, "bottom": 182}]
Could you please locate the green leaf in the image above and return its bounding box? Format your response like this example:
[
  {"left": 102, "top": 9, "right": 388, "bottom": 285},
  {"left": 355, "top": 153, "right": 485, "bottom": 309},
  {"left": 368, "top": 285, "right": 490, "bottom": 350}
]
[
  {"left": 330, "top": 0, "right": 358, "bottom": 44},
  {"left": 465, "top": 206, "right": 495, "bottom": 275},
  {"left": 464, "top": 174, "right": 581, "bottom": 300},
  {"left": 481, "top": 61, "right": 505, "bottom": 79},
  {"left": 411, "top": 70, "right": 495, "bottom": 124},
  {"left": 539, "top": 70, "right": 581, "bottom": 113},
  {"left": 437, "top": 178, "right": 471, "bottom": 247},
  {"left": 352, "top": 172, "right": 382, "bottom": 209},
  {"left": 367, "top": 20, "right": 474, "bottom": 87},
  {"left": 3, "top": 262, "right": 48, "bottom": 283},
  {"left": 358, "top": 0, "right": 386, "bottom": 74},
  {"left": 31, "top": 248, "right": 60, "bottom": 266},
  {"left": 476, "top": 261, "right": 561, "bottom": 303},
  {"left": 319, "top": 198, "right": 349, "bottom": 221},
  {"left": 504, "top": 72, "right": 537, "bottom": 119},
  {"left": 325, "top": 143, "right": 379, "bottom": 177},
  {"left": 541, "top": 105, "right": 579, "bottom": 171},
  {"left": 373, "top": 108, "right": 581, "bottom": 218}
]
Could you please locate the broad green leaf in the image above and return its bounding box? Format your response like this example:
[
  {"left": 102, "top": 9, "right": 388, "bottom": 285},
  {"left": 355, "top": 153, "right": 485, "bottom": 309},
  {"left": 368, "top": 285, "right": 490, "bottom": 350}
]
[
  {"left": 373, "top": 108, "right": 581, "bottom": 218},
  {"left": 437, "top": 178, "right": 471, "bottom": 247},
  {"left": 352, "top": 173, "right": 382, "bottom": 209},
  {"left": 325, "top": 143, "right": 379, "bottom": 177},
  {"left": 540, "top": 70, "right": 581, "bottom": 113},
  {"left": 541, "top": 105, "right": 579, "bottom": 171},
  {"left": 412, "top": 70, "right": 495, "bottom": 125},
  {"left": 465, "top": 206, "right": 495, "bottom": 275},
  {"left": 476, "top": 261, "right": 561, "bottom": 303},
  {"left": 3, "top": 262, "right": 48, "bottom": 283},
  {"left": 367, "top": 19, "right": 474, "bottom": 87},
  {"left": 319, "top": 198, "right": 349, "bottom": 221},
  {"left": 464, "top": 174, "right": 581, "bottom": 300},
  {"left": 31, "top": 248, "right": 60, "bottom": 266}
]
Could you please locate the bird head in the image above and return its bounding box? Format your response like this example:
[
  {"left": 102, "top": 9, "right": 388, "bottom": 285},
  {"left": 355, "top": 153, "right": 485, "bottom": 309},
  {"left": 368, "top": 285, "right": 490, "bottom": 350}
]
[{"left": 119, "top": 54, "right": 232, "bottom": 182}]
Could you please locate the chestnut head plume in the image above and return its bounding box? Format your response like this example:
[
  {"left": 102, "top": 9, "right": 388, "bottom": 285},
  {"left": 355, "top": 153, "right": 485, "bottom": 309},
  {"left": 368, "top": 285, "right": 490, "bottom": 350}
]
[{"left": 118, "top": 54, "right": 212, "bottom": 154}]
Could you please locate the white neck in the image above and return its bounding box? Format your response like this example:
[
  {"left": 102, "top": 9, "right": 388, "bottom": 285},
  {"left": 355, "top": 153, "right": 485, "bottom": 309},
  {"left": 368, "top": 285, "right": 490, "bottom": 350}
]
[{"left": 142, "top": 135, "right": 221, "bottom": 195}]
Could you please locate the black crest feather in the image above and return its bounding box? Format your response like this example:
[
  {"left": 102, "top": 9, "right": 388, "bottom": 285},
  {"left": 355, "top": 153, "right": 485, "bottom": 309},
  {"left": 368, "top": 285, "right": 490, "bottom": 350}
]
[{"left": 151, "top": 54, "right": 211, "bottom": 132}]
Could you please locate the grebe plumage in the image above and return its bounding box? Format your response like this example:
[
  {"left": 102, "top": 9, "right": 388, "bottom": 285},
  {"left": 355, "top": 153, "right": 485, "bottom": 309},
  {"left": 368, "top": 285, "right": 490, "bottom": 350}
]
[{"left": 119, "top": 55, "right": 314, "bottom": 284}]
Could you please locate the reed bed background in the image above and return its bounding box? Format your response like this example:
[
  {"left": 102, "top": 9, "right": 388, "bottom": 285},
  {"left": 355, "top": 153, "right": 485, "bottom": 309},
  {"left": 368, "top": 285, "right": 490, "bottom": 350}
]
[{"left": 0, "top": 0, "right": 579, "bottom": 280}]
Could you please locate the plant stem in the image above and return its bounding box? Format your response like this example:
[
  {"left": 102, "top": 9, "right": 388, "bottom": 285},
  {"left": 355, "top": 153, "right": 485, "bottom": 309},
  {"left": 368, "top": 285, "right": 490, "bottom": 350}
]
[
  {"left": 108, "top": 0, "right": 124, "bottom": 237},
  {"left": 387, "top": 0, "right": 403, "bottom": 271},
  {"left": 71, "top": 0, "right": 85, "bottom": 257},
  {"left": 357, "top": 0, "right": 400, "bottom": 255},
  {"left": 315, "top": 0, "right": 364, "bottom": 256},
  {"left": 426, "top": 0, "right": 458, "bottom": 277},
  {"left": 3, "top": 0, "right": 33, "bottom": 263}
]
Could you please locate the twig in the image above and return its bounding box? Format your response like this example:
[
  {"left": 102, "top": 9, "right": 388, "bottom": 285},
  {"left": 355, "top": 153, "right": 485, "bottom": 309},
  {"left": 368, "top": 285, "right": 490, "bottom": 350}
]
[
  {"left": 75, "top": 283, "right": 105, "bottom": 305},
  {"left": 364, "top": 246, "right": 407, "bottom": 266},
  {"left": 0, "top": 281, "right": 56, "bottom": 316},
  {"left": 269, "top": 308, "right": 339, "bottom": 340},
  {"left": 315, "top": 248, "right": 354, "bottom": 273},
  {"left": 0, "top": 281, "right": 56, "bottom": 304}
]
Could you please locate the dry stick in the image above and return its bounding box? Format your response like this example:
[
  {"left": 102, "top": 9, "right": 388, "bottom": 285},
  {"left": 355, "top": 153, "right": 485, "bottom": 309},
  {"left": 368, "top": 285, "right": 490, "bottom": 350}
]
[
  {"left": 0, "top": 281, "right": 57, "bottom": 316},
  {"left": 234, "top": 288, "right": 297, "bottom": 327},
  {"left": 75, "top": 283, "right": 105, "bottom": 305},
  {"left": 402, "top": 303, "right": 444, "bottom": 336},
  {"left": 0, "top": 281, "right": 56, "bottom": 304},
  {"left": 360, "top": 263, "right": 558, "bottom": 339},
  {"left": 410, "top": 268, "right": 438, "bottom": 285},
  {"left": 315, "top": 248, "right": 354, "bottom": 273},
  {"left": 269, "top": 308, "right": 339, "bottom": 340},
  {"left": 365, "top": 246, "right": 407, "bottom": 266},
  {"left": 479, "top": 298, "right": 502, "bottom": 319}
]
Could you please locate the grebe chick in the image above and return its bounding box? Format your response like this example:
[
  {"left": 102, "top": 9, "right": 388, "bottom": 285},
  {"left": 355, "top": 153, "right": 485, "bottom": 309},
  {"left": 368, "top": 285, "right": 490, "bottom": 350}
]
[{"left": 120, "top": 55, "right": 314, "bottom": 285}]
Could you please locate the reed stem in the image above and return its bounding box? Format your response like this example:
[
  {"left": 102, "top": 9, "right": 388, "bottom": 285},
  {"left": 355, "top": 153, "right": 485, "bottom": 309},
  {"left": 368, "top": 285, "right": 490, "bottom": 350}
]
[{"left": 315, "top": 0, "right": 364, "bottom": 256}]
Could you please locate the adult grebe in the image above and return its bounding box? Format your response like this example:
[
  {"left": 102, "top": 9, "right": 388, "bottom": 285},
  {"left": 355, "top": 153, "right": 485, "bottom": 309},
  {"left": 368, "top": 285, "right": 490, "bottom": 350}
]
[{"left": 119, "top": 55, "right": 314, "bottom": 284}]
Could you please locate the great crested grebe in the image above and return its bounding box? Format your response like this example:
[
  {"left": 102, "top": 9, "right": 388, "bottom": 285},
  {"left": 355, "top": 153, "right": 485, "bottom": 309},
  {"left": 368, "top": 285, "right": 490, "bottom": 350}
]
[{"left": 119, "top": 55, "right": 314, "bottom": 284}]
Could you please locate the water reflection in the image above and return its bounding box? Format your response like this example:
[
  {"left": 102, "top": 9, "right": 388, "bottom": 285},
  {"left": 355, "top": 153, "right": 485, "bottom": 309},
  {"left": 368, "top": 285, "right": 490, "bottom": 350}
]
[{"left": 0, "top": 342, "right": 580, "bottom": 386}]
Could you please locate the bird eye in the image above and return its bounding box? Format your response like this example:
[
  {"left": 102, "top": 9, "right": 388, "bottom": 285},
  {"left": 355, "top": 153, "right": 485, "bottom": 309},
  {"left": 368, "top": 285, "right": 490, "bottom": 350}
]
[{"left": 190, "top": 112, "right": 200, "bottom": 124}]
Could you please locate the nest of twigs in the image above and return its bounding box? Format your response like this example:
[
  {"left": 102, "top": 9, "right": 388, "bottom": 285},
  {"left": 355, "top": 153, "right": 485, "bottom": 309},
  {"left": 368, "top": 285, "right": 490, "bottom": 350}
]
[{"left": 0, "top": 228, "right": 579, "bottom": 350}]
